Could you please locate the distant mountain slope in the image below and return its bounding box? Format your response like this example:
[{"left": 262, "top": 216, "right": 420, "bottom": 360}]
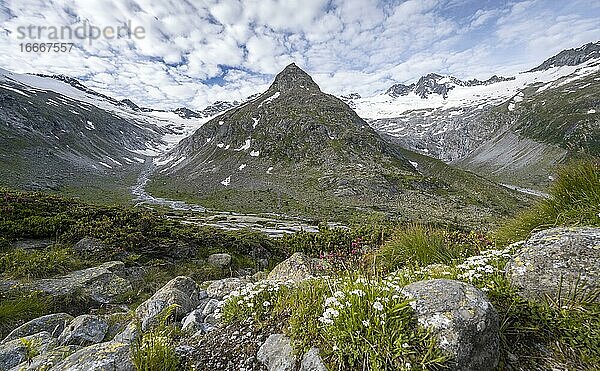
[
  {"left": 456, "top": 66, "right": 599, "bottom": 187},
  {"left": 148, "top": 64, "right": 531, "bottom": 226},
  {"left": 347, "top": 41, "right": 600, "bottom": 190},
  {"left": 0, "top": 69, "right": 214, "bottom": 202}
]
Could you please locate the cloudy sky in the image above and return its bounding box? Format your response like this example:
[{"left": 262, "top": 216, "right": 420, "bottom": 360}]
[{"left": 0, "top": 0, "right": 598, "bottom": 109}]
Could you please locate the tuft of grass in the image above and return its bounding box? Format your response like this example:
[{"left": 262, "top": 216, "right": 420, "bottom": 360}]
[
  {"left": 132, "top": 304, "right": 180, "bottom": 371},
  {"left": 376, "top": 225, "right": 483, "bottom": 271},
  {"left": 0, "top": 291, "right": 51, "bottom": 338},
  {"left": 495, "top": 160, "right": 600, "bottom": 244},
  {"left": 0, "top": 246, "right": 88, "bottom": 280},
  {"left": 20, "top": 336, "right": 41, "bottom": 362}
]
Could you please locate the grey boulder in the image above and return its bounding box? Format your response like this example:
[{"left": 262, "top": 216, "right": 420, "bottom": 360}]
[
  {"left": 267, "top": 252, "right": 321, "bottom": 283},
  {"left": 401, "top": 279, "right": 499, "bottom": 371},
  {"left": 206, "top": 277, "right": 249, "bottom": 299},
  {"left": 58, "top": 315, "right": 108, "bottom": 346},
  {"left": 207, "top": 253, "right": 232, "bottom": 268},
  {"left": 135, "top": 276, "right": 203, "bottom": 330},
  {"left": 49, "top": 341, "right": 133, "bottom": 371},
  {"left": 73, "top": 237, "right": 108, "bottom": 254},
  {"left": 9, "top": 345, "right": 81, "bottom": 371},
  {"left": 300, "top": 347, "right": 328, "bottom": 371},
  {"left": 2, "top": 313, "right": 73, "bottom": 343},
  {"left": 112, "top": 322, "right": 139, "bottom": 344},
  {"left": 257, "top": 334, "right": 296, "bottom": 371},
  {"left": 0, "top": 332, "right": 56, "bottom": 370},
  {"left": 506, "top": 227, "right": 600, "bottom": 303},
  {"left": 21, "top": 261, "right": 132, "bottom": 304},
  {"left": 181, "top": 309, "right": 205, "bottom": 333}
]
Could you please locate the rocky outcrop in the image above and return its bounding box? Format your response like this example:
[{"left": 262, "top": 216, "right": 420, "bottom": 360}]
[
  {"left": 528, "top": 41, "right": 600, "bottom": 72},
  {"left": 8, "top": 345, "right": 81, "bottom": 371},
  {"left": 506, "top": 227, "right": 600, "bottom": 303},
  {"left": 73, "top": 237, "right": 109, "bottom": 254},
  {"left": 300, "top": 347, "right": 328, "bottom": 371},
  {"left": 257, "top": 334, "right": 328, "bottom": 371},
  {"left": 181, "top": 309, "right": 206, "bottom": 333},
  {"left": 20, "top": 261, "right": 132, "bottom": 304},
  {"left": 135, "top": 276, "right": 205, "bottom": 330},
  {"left": 401, "top": 279, "right": 499, "bottom": 371},
  {"left": 257, "top": 334, "right": 296, "bottom": 371},
  {"left": 49, "top": 341, "right": 134, "bottom": 371},
  {"left": 206, "top": 277, "right": 250, "bottom": 300},
  {"left": 2, "top": 313, "right": 73, "bottom": 343},
  {"left": 0, "top": 332, "right": 56, "bottom": 370},
  {"left": 208, "top": 253, "right": 232, "bottom": 268},
  {"left": 267, "top": 252, "right": 321, "bottom": 283},
  {"left": 58, "top": 315, "right": 108, "bottom": 346}
]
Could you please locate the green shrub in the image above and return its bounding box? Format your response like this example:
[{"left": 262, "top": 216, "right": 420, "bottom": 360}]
[
  {"left": 495, "top": 160, "right": 600, "bottom": 244},
  {"left": 279, "top": 223, "right": 393, "bottom": 257}
]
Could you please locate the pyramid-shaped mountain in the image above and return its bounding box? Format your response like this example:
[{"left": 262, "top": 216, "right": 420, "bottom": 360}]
[{"left": 147, "top": 64, "right": 530, "bottom": 222}]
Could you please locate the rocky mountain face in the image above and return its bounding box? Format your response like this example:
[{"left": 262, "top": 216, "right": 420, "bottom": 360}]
[
  {"left": 149, "top": 63, "right": 414, "bottom": 217},
  {"left": 528, "top": 41, "right": 600, "bottom": 72},
  {"left": 148, "top": 63, "right": 530, "bottom": 225},
  {"left": 0, "top": 76, "right": 155, "bottom": 201},
  {"left": 384, "top": 73, "right": 514, "bottom": 99},
  {"left": 350, "top": 41, "right": 600, "bottom": 190},
  {"left": 0, "top": 69, "right": 213, "bottom": 202}
]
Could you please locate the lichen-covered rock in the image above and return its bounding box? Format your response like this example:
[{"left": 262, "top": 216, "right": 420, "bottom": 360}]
[
  {"left": 0, "top": 332, "right": 56, "bottom": 370},
  {"left": 506, "top": 227, "right": 600, "bottom": 302},
  {"left": 267, "top": 252, "right": 321, "bottom": 283},
  {"left": 401, "top": 279, "right": 499, "bottom": 371},
  {"left": 49, "top": 341, "right": 133, "bottom": 371},
  {"left": 20, "top": 261, "right": 132, "bottom": 304},
  {"left": 112, "top": 323, "right": 139, "bottom": 344},
  {"left": 103, "top": 313, "right": 132, "bottom": 341},
  {"left": 300, "top": 347, "right": 328, "bottom": 371},
  {"left": 2, "top": 313, "right": 73, "bottom": 343},
  {"left": 257, "top": 334, "right": 296, "bottom": 371},
  {"left": 208, "top": 253, "right": 232, "bottom": 268},
  {"left": 58, "top": 315, "right": 108, "bottom": 346},
  {"left": 135, "top": 276, "right": 203, "bottom": 330},
  {"left": 73, "top": 237, "right": 109, "bottom": 254},
  {"left": 206, "top": 277, "right": 249, "bottom": 299},
  {"left": 181, "top": 309, "right": 205, "bottom": 333},
  {"left": 9, "top": 345, "right": 81, "bottom": 371}
]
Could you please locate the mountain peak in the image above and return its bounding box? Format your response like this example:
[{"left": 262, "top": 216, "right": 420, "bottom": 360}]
[
  {"left": 271, "top": 63, "right": 320, "bottom": 92},
  {"left": 528, "top": 40, "right": 600, "bottom": 72}
]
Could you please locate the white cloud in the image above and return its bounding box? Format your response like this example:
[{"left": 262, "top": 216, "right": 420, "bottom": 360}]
[{"left": 0, "top": 0, "right": 597, "bottom": 108}]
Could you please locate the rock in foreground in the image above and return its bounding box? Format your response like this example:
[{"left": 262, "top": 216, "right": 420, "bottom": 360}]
[
  {"left": 267, "top": 252, "right": 321, "bottom": 283},
  {"left": 506, "top": 227, "right": 600, "bottom": 303},
  {"left": 2, "top": 313, "right": 73, "bottom": 343},
  {"left": 135, "top": 276, "right": 205, "bottom": 330},
  {"left": 257, "top": 334, "right": 296, "bottom": 371},
  {"left": 401, "top": 279, "right": 499, "bottom": 371},
  {"left": 49, "top": 341, "right": 133, "bottom": 371},
  {"left": 20, "top": 261, "right": 132, "bottom": 304}
]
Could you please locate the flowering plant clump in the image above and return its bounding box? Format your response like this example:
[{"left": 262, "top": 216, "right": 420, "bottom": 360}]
[
  {"left": 319, "top": 277, "right": 447, "bottom": 370},
  {"left": 455, "top": 247, "right": 513, "bottom": 290},
  {"left": 220, "top": 280, "right": 294, "bottom": 323}
]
